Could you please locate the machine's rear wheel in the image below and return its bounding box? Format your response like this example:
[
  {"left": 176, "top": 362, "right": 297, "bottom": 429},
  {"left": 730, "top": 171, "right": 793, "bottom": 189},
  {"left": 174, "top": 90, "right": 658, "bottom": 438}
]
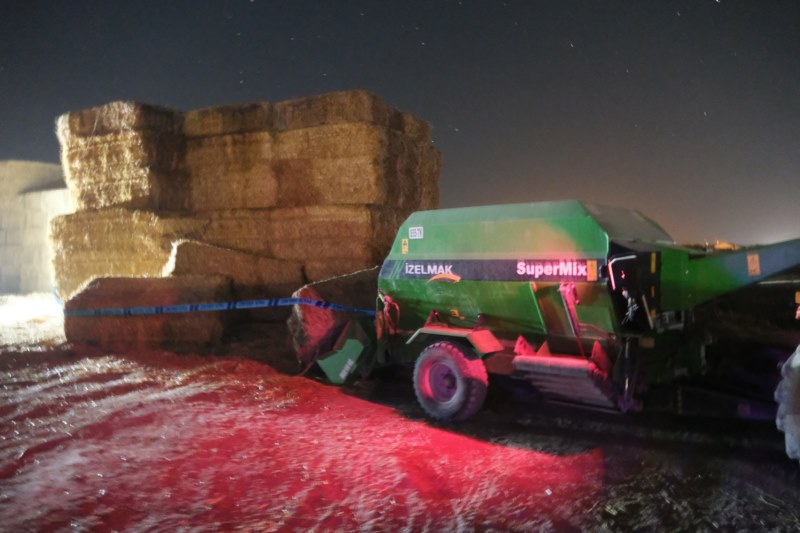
[
  {"left": 413, "top": 341, "right": 488, "bottom": 422},
  {"left": 775, "top": 345, "right": 800, "bottom": 463}
]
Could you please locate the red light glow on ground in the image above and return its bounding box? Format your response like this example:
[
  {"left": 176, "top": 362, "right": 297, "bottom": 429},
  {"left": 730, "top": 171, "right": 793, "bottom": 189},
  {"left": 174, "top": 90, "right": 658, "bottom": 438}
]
[{"left": 1, "top": 351, "right": 603, "bottom": 531}]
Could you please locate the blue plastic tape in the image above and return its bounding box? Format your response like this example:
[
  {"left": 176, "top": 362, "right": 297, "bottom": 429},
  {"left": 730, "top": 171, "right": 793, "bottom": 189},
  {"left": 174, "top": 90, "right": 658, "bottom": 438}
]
[{"left": 63, "top": 297, "right": 376, "bottom": 318}]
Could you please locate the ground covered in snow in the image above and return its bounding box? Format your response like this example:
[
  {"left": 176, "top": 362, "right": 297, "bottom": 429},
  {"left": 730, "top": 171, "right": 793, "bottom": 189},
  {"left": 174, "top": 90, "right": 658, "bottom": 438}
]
[{"left": 1, "top": 294, "right": 799, "bottom": 531}]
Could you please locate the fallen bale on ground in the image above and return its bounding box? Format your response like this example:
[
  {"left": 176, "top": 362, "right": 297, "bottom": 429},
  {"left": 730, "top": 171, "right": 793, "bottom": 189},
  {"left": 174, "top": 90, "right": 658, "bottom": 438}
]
[
  {"left": 64, "top": 275, "right": 232, "bottom": 352},
  {"left": 288, "top": 267, "right": 380, "bottom": 366}
]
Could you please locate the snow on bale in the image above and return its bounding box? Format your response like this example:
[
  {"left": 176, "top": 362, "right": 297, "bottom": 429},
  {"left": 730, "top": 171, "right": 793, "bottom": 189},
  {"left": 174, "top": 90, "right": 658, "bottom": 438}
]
[
  {"left": 288, "top": 267, "right": 380, "bottom": 366},
  {"left": 64, "top": 275, "right": 232, "bottom": 352}
]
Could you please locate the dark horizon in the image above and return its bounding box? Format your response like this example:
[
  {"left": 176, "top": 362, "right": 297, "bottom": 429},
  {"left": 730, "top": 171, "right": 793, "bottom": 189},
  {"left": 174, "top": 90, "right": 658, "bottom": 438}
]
[{"left": 1, "top": 0, "right": 798, "bottom": 244}]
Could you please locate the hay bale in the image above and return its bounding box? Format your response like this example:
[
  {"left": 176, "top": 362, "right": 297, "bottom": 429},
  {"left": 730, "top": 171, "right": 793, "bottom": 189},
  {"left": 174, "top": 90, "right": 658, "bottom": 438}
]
[
  {"left": 64, "top": 275, "right": 232, "bottom": 352},
  {"left": 51, "top": 92, "right": 440, "bottom": 311},
  {"left": 60, "top": 131, "right": 187, "bottom": 211},
  {"left": 303, "top": 258, "right": 382, "bottom": 283},
  {"left": 183, "top": 102, "right": 274, "bottom": 138},
  {"left": 380, "top": 132, "right": 441, "bottom": 210},
  {"left": 163, "top": 240, "right": 303, "bottom": 321},
  {"left": 55, "top": 101, "right": 180, "bottom": 144},
  {"left": 185, "top": 132, "right": 278, "bottom": 211},
  {"left": 164, "top": 239, "right": 302, "bottom": 289},
  {"left": 184, "top": 91, "right": 434, "bottom": 141},
  {"left": 56, "top": 101, "right": 183, "bottom": 212},
  {"left": 55, "top": 94, "right": 440, "bottom": 213},
  {"left": 199, "top": 209, "right": 273, "bottom": 256},
  {"left": 186, "top": 127, "right": 440, "bottom": 210},
  {"left": 272, "top": 156, "right": 388, "bottom": 207},
  {"left": 417, "top": 145, "right": 442, "bottom": 210},
  {"left": 50, "top": 208, "right": 207, "bottom": 300},
  {"left": 273, "top": 90, "right": 403, "bottom": 133},
  {"left": 400, "top": 112, "right": 432, "bottom": 143},
  {"left": 263, "top": 206, "right": 406, "bottom": 262},
  {"left": 272, "top": 125, "right": 440, "bottom": 208},
  {"left": 198, "top": 206, "right": 405, "bottom": 261},
  {"left": 288, "top": 267, "right": 380, "bottom": 366},
  {"left": 274, "top": 122, "right": 389, "bottom": 159}
]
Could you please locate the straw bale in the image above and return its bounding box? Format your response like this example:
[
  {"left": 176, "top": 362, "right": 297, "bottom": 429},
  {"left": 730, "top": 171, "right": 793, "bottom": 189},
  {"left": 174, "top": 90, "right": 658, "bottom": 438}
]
[
  {"left": 271, "top": 125, "right": 440, "bottom": 209},
  {"left": 162, "top": 240, "right": 303, "bottom": 300},
  {"left": 417, "top": 145, "right": 441, "bottom": 210},
  {"left": 272, "top": 156, "right": 387, "bottom": 207},
  {"left": 164, "top": 239, "right": 302, "bottom": 288},
  {"left": 64, "top": 275, "right": 231, "bottom": 352},
  {"left": 183, "top": 91, "right": 433, "bottom": 140},
  {"left": 200, "top": 210, "right": 273, "bottom": 256},
  {"left": 400, "top": 112, "right": 432, "bottom": 143},
  {"left": 60, "top": 130, "right": 187, "bottom": 211},
  {"left": 55, "top": 101, "right": 180, "bottom": 145},
  {"left": 262, "top": 206, "right": 404, "bottom": 261},
  {"left": 185, "top": 132, "right": 278, "bottom": 211},
  {"left": 197, "top": 206, "right": 407, "bottom": 264},
  {"left": 164, "top": 240, "right": 303, "bottom": 321},
  {"left": 288, "top": 267, "right": 380, "bottom": 365},
  {"left": 378, "top": 132, "right": 438, "bottom": 210},
  {"left": 183, "top": 102, "right": 274, "bottom": 138},
  {"left": 274, "top": 122, "right": 390, "bottom": 159},
  {"left": 273, "top": 90, "right": 403, "bottom": 133},
  {"left": 50, "top": 208, "right": 208, "bottom": 299},
  {"left": 375, "top": 139, "right": 440, "bottom": 212},
  {"left": 303, "top": 258, "right": 382, "bottom": 283},
  {"left": 273, "top": 239, "right": 378, "bottom": 264}
]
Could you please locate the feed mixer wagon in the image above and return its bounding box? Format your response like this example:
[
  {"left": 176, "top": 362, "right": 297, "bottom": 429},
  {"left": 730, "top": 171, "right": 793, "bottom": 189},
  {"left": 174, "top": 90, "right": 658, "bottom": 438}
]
[{"left": 314, "top": 200, "right": 800, "bottom": 462}]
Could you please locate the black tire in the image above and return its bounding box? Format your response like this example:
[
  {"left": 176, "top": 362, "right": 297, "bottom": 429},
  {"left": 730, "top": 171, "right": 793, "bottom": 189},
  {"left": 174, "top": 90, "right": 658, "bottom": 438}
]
[
  {"left": 775, "top": 345, "right": 800, "bottom": 463},
  {"left": 413, "top": 341, "right": 488, "bottom": 422}
]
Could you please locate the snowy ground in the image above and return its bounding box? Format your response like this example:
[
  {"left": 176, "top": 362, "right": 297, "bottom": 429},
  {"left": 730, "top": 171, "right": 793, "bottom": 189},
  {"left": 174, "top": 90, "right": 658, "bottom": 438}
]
[{"left": 1, "top": 294, "right": 799, "bottom": 531}]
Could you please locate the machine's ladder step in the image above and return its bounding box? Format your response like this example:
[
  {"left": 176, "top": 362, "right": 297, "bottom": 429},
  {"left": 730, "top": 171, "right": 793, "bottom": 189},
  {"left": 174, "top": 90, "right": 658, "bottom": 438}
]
[{"left": 512, "top": 354, "right": 616, "bottom": 409}]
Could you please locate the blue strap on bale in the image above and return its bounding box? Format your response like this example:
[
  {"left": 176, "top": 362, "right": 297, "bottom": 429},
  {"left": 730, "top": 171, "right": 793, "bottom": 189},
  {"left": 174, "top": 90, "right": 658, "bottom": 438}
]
[{"left": 62, "top": 297, "right": 376, "bottom": 318}]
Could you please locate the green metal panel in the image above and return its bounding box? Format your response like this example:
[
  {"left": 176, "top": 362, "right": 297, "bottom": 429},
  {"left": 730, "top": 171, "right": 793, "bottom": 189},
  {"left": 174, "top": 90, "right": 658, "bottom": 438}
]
[
  {"left": 377, "top": 200, "right": 800, "bottom": 370},
  {"left": 387, "top": 201, "right": 611, "bottom": 260},
  {"left": 377, "top": 201, "right": 661, "bottom": 352},
  {"left": 316, "top": 319, "right": 374, "bottom": 384},
  {"left": 317, "top": 338, "right": 366, "bottom": 385},
  {"left": 678, "top": 239, "right": 800, "bottom": 309},
  {"left": 379, "top": 278, "right": 548, "bottom": 336},
  {"left": 658, "top": 246, "right": 690, "bottom": 311}
]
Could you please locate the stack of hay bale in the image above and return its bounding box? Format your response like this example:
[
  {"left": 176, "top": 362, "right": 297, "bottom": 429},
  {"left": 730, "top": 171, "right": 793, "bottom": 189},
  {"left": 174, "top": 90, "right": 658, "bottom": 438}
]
[{"left": 52, "top": 90, "right": 440, "bottom": 351}]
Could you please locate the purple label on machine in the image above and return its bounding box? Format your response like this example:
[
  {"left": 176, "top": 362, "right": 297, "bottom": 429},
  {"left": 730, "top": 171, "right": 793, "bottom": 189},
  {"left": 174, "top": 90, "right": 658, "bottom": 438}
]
[{"left": 382, "top": 259, "right": 603, "bottom": 283}]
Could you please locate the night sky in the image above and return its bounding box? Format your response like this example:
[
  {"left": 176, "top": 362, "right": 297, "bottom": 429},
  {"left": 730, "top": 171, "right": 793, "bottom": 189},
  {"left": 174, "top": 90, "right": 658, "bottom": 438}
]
[{"left": 1, "top": 0, "right": 798, "bottom": 244}]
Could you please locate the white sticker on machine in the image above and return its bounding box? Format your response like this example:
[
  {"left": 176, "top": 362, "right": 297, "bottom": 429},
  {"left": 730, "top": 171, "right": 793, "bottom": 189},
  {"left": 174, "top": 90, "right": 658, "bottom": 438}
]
[
  {"left": 747, "top": 252, "right": 761, "bottom": 277},
  {"left": 409, "top": 226, "right": 424, "bottom": 240}
]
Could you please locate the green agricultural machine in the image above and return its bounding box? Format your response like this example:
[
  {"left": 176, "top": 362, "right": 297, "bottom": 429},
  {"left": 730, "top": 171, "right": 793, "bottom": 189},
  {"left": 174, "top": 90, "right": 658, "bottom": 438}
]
[{"left": 316, "top": 200, "right": 800, "bottom": 461}]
